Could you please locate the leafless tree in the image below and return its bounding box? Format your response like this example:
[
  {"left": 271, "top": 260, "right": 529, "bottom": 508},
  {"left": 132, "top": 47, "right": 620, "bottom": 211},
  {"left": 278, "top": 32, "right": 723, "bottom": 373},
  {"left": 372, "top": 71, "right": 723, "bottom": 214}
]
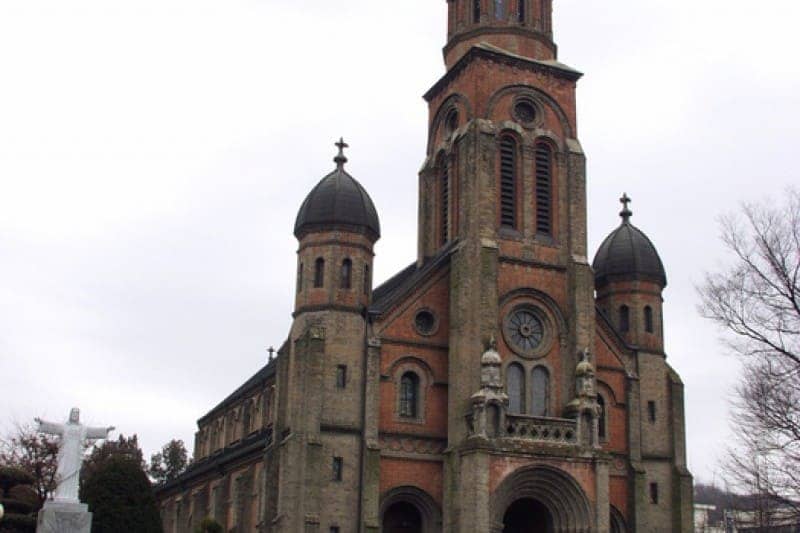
[
  {"left": 0, "top": 423, "right": 59, "bottom": 504},
  {"left": 698, "top": 188, "right": 800, "bottom": 522}
]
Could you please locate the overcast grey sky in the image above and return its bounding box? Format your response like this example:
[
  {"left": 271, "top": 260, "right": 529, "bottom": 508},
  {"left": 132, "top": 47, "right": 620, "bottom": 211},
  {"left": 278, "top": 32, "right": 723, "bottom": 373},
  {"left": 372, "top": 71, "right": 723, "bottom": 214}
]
[{"left": 1, "top": 0, "right": 798, "bottom": 484}]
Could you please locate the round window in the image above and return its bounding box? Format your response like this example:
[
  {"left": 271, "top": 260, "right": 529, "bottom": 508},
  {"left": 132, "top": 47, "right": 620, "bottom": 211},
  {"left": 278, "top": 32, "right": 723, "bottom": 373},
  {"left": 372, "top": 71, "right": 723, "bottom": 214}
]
[
  {"left": 414, "top": 309, "right": 437, "bottom": 336},
  {"left": 512, "top": 99, "right": 538, "bottom": 125},
  {"left": 503, "top": 305, "right": 549, "bottom": 357}
]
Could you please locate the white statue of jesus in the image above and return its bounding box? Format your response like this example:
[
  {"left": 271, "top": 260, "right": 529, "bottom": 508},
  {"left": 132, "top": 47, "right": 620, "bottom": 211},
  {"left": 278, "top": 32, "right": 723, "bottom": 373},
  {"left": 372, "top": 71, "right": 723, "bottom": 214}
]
[{"left": 35, "top": 408, "right": 114, "bottom": 503}]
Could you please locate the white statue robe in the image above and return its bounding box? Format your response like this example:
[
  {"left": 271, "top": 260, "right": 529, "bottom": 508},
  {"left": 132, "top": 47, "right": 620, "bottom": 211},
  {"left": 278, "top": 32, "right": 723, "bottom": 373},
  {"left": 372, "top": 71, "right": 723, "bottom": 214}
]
[{"left": 38, "top": 420, "right": 109, "bottom": 503}]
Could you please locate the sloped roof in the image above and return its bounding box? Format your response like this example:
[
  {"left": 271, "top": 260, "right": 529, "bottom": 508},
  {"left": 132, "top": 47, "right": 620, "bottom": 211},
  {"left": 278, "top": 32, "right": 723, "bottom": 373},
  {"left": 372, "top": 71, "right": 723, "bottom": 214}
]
[{"left": 369, "top": 241, "right": 459, "bottom": 317}]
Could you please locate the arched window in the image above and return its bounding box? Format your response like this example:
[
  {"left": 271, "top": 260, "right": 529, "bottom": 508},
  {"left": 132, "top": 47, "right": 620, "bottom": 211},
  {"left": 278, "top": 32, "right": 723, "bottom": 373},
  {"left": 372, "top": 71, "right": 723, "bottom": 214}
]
[
  {"left": 644, "top": 306, "right": 654, "bottom": 333},
  {"left": 263, "top": 387, "right": 275, "bottom": 425},
  {"left": 535, "top": 142, "right": 553, "bottom": 236},
  {"left": 499, "top": 135, "right": 518, "bottom": 229},
  {"left": 619, "top": 305, "right": 630, "bottom": 333},
  {"left": 517, "top": 0, "right": 526, "bottom": 23},
  {"left": 399, "top": 372, "right": 420, "bottom": 418},
  {"left": 531, "top": 366, "right": 549, "bottom": 416},
  {"left": 296, "top": 263, "right": 303, "bottom": 293},
  {"left": 363, "top": 264, "right": 371, "bottom": 295},
  {"left": 597, "top": 394, "right": 606, "bottom": 440},
  {"left": 242, "top": 401, "right": 252, "bottom": 435},
  {"left": 473, "top": 0, "right": 481, "bottom": 23},
  {"left": 314, "top": 258, "right": 325, "bottom": 288},
  {"left": 340, "top": 258, "right": 352, "bottom": 289},
  {"left": 494, "top": 0, "right": 505, "bottom": 20},
  {"left": 507, "top": 363, "right": 525, "bottom": 414},
  {"left": 440, "top": 155, "right": 450, "bottom": 245}
]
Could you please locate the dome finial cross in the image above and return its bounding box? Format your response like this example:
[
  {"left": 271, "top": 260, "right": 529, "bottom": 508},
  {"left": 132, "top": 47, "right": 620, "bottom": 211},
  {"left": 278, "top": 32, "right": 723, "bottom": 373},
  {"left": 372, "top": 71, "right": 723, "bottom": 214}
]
[
  {"left": 619, "top": 192, "right": 632, "bottom": 222},
  {"left": 334, "top": 137, "right": 349, "bottom": 169}
]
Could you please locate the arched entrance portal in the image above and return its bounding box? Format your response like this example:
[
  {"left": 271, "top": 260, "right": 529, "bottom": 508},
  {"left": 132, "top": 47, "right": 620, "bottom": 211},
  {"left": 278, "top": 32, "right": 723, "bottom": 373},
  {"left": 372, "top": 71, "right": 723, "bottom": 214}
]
[
  {"left": 490, "top": 466, "right": 593, "bottom": 533},
  {"left": 502, "top": 498, "right": 553, "bottom": 533},
  {"left": 379, "top": 486, "right": 442, "bottom": 533},
  {"left": 383, "top": 501, "right": 423, "bottom": 533}
]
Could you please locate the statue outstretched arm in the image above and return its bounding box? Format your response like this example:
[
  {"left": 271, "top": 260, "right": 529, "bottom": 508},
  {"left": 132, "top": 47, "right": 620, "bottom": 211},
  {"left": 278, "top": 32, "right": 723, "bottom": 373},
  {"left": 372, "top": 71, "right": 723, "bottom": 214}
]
[
  {"left": 35, "top": 417, "right": 64, "bottom": 436},
  {"left": 85, "top": 426, "right": 114, "bottom": 440}
]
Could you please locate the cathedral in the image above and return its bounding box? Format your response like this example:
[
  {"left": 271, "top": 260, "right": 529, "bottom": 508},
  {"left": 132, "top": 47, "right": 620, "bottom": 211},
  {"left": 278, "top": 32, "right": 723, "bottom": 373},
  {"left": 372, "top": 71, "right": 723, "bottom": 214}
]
[{"left": 155, "top": 1, "right": 693, "bottom": 531}]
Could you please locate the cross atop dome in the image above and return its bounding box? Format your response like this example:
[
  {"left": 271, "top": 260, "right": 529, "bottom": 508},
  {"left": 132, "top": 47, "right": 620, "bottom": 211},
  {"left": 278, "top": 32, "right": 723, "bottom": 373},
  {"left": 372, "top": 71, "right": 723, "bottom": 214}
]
[
  {"left": 619, "top": 193, "right": 632, "bottom": 222},
  {"left": 334, "top": 137, "right": 349, "bottom": 169}
]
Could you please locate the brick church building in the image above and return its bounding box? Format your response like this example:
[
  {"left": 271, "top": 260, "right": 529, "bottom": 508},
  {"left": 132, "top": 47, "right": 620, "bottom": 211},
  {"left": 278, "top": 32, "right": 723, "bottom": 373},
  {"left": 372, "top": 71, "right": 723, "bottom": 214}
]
[{"left": 156, "top": 1, "right": 693, "bottom": 531}]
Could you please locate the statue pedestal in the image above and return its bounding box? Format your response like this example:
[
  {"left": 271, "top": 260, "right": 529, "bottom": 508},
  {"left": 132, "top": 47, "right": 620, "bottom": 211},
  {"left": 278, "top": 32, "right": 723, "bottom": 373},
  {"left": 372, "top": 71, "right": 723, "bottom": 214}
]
[{"left": 37, "top": 501, "right": 92, "bottom": 533}]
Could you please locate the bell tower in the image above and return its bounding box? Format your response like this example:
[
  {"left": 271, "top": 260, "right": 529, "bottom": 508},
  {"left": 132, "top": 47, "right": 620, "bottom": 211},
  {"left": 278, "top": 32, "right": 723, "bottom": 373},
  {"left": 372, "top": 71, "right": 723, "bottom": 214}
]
[
  {"left": 445, "top": 0, "right": 556, "bottom": 67},
  {"left": 420, "top": 1, "right": 599, "bottom": 530}
]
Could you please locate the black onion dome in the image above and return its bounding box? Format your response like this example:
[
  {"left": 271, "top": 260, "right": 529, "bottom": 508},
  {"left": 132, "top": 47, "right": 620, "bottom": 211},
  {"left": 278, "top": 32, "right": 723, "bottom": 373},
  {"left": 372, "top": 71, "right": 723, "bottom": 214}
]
[
  {"left": 293, "top": 140, "right": 380, "bottom": 241},
  {"left": 592, "top": 195, "right": 667, "bottom": 288}
]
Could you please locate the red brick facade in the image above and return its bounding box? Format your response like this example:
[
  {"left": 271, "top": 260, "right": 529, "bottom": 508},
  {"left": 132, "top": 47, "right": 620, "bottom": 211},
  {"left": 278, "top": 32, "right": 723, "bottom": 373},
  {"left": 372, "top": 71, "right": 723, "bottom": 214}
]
[{"left": 156, "top": 2, "right": 692, "bottom": 531}]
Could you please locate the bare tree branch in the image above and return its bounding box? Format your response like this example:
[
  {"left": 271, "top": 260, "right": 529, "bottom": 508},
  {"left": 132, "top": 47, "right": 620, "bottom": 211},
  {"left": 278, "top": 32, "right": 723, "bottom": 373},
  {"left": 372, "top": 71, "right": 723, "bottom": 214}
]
[{"left": 699, "top": 188, "right": 800, "bottom": 518}]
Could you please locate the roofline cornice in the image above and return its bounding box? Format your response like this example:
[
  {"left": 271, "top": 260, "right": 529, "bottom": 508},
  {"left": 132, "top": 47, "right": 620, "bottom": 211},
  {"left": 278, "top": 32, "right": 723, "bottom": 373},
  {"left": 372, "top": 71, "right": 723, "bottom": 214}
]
[{"left": 424, "top": 45, "right": 583, "bottom": 103}]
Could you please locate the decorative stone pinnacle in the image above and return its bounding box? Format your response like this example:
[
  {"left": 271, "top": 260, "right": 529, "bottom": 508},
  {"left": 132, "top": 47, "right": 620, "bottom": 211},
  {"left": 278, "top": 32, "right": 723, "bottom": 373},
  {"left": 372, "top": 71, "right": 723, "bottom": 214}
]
[
  {"left": 488, "top": 334, "right": 497, "bottom": 351},
  {"left": 619, "top": 192, "right": 632, "bottom": 222},
  {"left": 334, "top": 137, "right": 349, "bottom": 169}
]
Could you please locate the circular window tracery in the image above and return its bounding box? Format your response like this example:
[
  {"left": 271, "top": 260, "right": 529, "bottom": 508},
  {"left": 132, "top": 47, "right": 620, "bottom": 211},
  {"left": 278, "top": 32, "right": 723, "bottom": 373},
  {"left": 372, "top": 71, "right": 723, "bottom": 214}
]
[
  {"left": 511, "top": 96, "right": 541, "bottom": 127},
  {"left": 414, "top": 309, "right": 438, "bottom": 336},
  {"left": 503, "top": 304, "right": 551, "bottom": 358}
]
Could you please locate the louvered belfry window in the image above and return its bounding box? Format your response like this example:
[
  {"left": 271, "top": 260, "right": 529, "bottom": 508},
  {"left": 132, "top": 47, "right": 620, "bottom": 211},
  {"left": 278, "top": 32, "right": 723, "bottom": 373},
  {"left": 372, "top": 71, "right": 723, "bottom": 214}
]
[
  {"left": 535, "top": 142, "right": 553, "bottom": 235},
  {"left": 440, "top": 157, "right": 450, "bottom": 245},
  {"left": 499, "top": 136, "right": 517, "bottom": 229}
]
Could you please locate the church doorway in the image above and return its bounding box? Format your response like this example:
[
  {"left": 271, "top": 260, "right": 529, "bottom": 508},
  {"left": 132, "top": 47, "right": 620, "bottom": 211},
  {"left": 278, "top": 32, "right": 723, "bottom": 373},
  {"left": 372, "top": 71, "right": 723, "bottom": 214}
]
[
  {"left": 382, "top": 501, "right": 423, "bottom": 533},
  {"left": 502, "top": 498, "right": 553, "bottom": 533}
]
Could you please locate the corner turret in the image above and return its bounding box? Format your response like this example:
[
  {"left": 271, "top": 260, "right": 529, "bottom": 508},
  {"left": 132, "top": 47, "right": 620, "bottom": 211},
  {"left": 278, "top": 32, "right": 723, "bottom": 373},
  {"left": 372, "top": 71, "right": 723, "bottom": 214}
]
[
  {"left": 593, "top": 194, "right": 666, "bottom": 352},
  {"left": 293, "top": 139, "right": 380, "bottom": 314}
]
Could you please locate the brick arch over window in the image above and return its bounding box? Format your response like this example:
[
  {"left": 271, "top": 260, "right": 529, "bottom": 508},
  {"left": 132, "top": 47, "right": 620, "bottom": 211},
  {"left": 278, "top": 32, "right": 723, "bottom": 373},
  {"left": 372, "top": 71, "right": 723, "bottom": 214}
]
[
  {"left": 380, "top": 486, "right": 442, "bottom": 533},
  {"left": 390, "top": 357, "right": 434, "bottom": 424},
  {"left": 427, "top": 92, "right": 473, "bottom": 154},
  {"left": 485, "top": 85, "right": 575, "bottom": 139},
  {"left": 490, "top": 465, "right": 593, "bottom": 532}
]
